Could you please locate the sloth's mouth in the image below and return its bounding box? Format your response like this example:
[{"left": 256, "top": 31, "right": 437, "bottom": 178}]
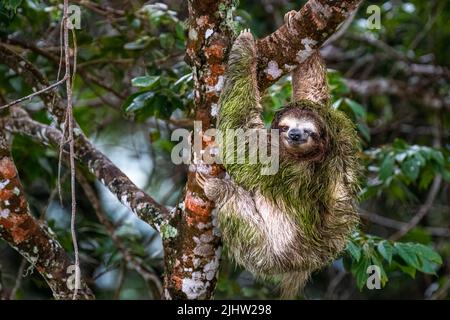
[{"left": 286, "top": 137, "right": 308, "bottom": 146}]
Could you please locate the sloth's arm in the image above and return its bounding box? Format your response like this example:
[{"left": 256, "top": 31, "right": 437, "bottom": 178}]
[
  {"left": 283, "top": 10, "right": 330, "bottom": 106},
  {"left": 218, "top": 30, "right": 264, "bottom": 131},
  {"left": 196, "top": 173, "right": 256, "bottom": 214}
]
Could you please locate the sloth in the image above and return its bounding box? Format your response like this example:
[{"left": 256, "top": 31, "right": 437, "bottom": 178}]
[{"left": 196, "top": 29, "right": 360, "bottom": 298}]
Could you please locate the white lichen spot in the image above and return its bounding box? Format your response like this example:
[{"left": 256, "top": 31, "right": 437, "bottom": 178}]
[
  {"left": 214, "top": 76, "right": 224, "bottom": 92},
  {"left": 4, "top": 200, "right": 9, "bottom": 206},
  {"left": 0, "top": 179, "right": 10, "bottom": 189},
  {"left": 0, "top": 209, "right": 10, "bottom": 218},
  {"left": 188, "top": 29, "right": 198, "bottom": 41},
  {"left": 210, "top": 103, "right": 219, "bottom": 117},
  {"left": 120, "top": 194, "right": 129, "bottom": 208},
  {"left": 198, "top": 222, "right": 211, "bottom": 230},
  {"left": 283, "top": 64, "right": 297, "bottom": 72},
  {"left": 296, "top": 38, "right": 318, "bottom": 63},
  {"left": 310, "top": 0, "right": 332, "bottom": 18},
  {"left": 204, "top": 258, "right": 219, "bottom": 281},
  {"left": 264, "top": 61, "right": 282, "bottom": 79},
  {"left": 200, "top": 233, "right": 214, "bottom": 243},
  {"left": 211, "top": 208, "right": 220, "bottom": 236},
  {"left": 33, "top": 246, "right": 39, "bottom": 254},
  {"left": 182, "top": 277, "right": 207, "bottom": 300},
  {"left": 193, "top": 258, "right": 201, "bottom": 268},
  {"left": 205, "top": 28, "right": 214, "bottom": 39},
  {"left": 73, "top": 128, "right": 83, "bottom": 137}
]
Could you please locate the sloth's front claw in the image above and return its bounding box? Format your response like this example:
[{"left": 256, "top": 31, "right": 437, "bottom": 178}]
[
  {"left": 284, "top": 10, "right": 297, "bottom": 28},
  {"left": 195, "top": 171, "right": 208, "bottom": 189},
  {"left": 239, "top": 28, "right": 252, "bottom": 37}
]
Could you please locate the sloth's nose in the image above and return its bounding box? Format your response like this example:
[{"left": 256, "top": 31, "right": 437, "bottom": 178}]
[{"left": 288, "top": 128, "right": 307, "bottom": 141}]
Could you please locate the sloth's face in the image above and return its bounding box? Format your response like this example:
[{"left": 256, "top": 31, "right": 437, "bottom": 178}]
[{"left": 277, "top": 115, "right": 319, "bottom": 153}]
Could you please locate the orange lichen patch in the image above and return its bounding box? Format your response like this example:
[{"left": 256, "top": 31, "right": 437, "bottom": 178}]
[
  {"left": 210, "top": 64, "right": 225, "bottom": 75},
  {"left": 185, "top": 190, "right": 213, "bottom": 219},
  {"left": 171, "top": 274, "right": 183, "bottom": 290},
  {"left": 204, "top": 44, "right": 225, "bottom": 60},
  {"left": 0, "top": 157, "right": 17, "bottom": 180},
  {"left": 205, "top": 74, "right": 218, "bottom": 87},
  {"left": 0, "top": 213, "right": 33, "bottom": 244},
  {"left": 205, "top": 91, "right": 218, "bottom": 99},
  {"left": 0, "top": 188, "right": 12, "bottom": 201}
]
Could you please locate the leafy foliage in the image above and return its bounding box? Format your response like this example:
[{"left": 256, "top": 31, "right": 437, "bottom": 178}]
[{"left": 345, "top": 232, "right": 442, "bottom": 290}]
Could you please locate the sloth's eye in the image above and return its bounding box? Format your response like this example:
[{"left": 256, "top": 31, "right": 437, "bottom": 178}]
[{"left": 280, "top": 126, "right": 289, "bottom": 132}]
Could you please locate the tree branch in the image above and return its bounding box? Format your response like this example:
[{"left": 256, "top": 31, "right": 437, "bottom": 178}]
[
  {"left": 344, "top": 78, "right": 450, "bottom": 109},
  {"left": 162, "top": 0, "right": 233, "bottom": 300},
  {"left": 3, "top": 109, "right": 169, "bottom": 230},
  {"left": 390, "top": 175, "right": 443, "bottom": 241},
  {"left": 256, "top": 0, "right": 362, "bottom": 90},
  {"left": 0, "top": 125, "right": 94, "bottom": 299}
]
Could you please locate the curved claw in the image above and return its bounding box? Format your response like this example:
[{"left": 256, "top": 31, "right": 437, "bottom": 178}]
[
  {"left": 284, "top": 10, "right": 297, "bottom": 28},
  {"left": 196, "top": 171, "right": 208, "bottom": 189},
  {"left": 239, "top": 28, "right": 252, "bottom": 38}
]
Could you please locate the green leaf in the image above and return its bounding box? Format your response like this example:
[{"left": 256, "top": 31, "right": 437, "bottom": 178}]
[
  {"left": 4, "top": 0, "right": 22, "bottom": 11},
  {"left": 131, "top": 75, "right": 160, "bottom": 88},
  {"left": 413, "top": 244, "right": 442, "bottom": 265},
  {"left": 401, "top": 157, "right": 421, "bottom": 181},
  {"left": 122, "top": 91, "right": 154, "bottom": 113},
  {"left": 396, "top": 262, "right": 417, "bottom": 278},
  {"left": 377, "top": 240, "right": 394, "bottom": 264},
  {"left": 346, "top": 241, "right": 362, "bottom": 262},
  {"left": 345, "top": 98, "right": 366, "bottom": 119},
  {"left": 357, "top": 122, "right": 371, "bottom": 141},
  {"left": 394, "top": 243, "right": 420, "bottom": 269},
  {"left": 332, "top": 98, "right": 343, "bottom": 110},
  {"left": 160, "top": 33, "right": 175, "bottom": 49},
  {"left": 351, "top": 256, "right": 372, "bottom": 290},
  {"left": 379, "top": 156, "right": 395, "bottom": 181}
]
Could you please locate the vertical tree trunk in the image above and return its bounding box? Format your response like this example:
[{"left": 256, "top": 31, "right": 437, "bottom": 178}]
[{"left": 162, "top": 0, "right": 234, "bottom": 300}]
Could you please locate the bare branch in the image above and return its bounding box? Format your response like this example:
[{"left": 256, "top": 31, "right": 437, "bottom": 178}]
[
  {"left": 3, "top": 109, "right": 170, "bottom": 230},
  {"left": 390, "top": 176, "right": 443, "bottom": 241},
  {"left": 76, "top": 172, "right": 162, "bottom": 298},
  {"left": 359, "top": 209, "right": 450, "bottom": 238},
  {"left": 344, "top": 78, "right": 450, "bottom": 110}
]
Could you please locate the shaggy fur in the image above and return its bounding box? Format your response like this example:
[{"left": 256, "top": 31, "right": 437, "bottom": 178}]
[{"left": 198, "top": 31, "right": 361, "bottom": 298}]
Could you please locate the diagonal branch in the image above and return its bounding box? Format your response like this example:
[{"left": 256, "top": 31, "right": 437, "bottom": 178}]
[
  {"left": 3, "top": 109, "right": 169, "bottom": 230},
  {"left": 0, "top": 44, "right": 169, "bottom": 231},
  {"left": 256, "top": 0, "right": 362, "bottom": 90},
  {"left": 0, "top": 125, "right": 94, "bottom": 299}
]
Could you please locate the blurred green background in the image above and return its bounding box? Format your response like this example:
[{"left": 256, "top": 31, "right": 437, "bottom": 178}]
[{"left": 0, "top": 0, "right": 449, "bottom": 299}]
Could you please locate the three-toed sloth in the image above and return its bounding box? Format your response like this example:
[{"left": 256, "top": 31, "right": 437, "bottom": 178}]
[{"left": 196, "top": 29, "right": 361, "bottom": 298}]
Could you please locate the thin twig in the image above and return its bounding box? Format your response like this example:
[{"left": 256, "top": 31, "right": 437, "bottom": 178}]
[
  {"left": 9, "top": 259, "right": 27, "bottom": 300},
  {"left": 62, "top": 0, "right": 80, "bottom": 300},
  {"left": 76, "top": 172, "right": 162, "bottom": 298},
  {"left": 390, "top": 176, "right": 443, "bottom": 241},
  {"left": 359, "top": 209, "right": 450, "bottom": 238},
  {"left": 0, "top": 77, "right": 67, "bottom": 111}
]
